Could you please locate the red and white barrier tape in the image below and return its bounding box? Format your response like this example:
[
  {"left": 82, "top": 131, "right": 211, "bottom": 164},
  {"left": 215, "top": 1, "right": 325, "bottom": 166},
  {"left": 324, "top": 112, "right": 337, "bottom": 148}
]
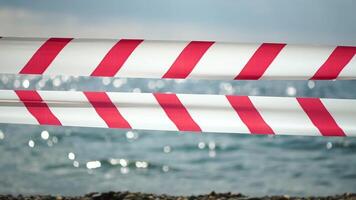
[
  {"left": 0, "top": 37, "right": 355, "bottom": 80},
  {"left": 0, "top": 90, "right": 355, "bottom": 137}
]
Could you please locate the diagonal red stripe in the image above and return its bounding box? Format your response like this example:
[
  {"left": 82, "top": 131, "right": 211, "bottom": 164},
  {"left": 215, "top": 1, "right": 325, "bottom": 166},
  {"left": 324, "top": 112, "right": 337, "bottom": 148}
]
[
  {"left": 311, "top": 46, "right": 356, "bottom": 80},
  {"left": 91, "top": 39, "right": 143, "bottom": 77},
  {"left": 15, "top": 90, "right": 61, "bottom": 125},
  {"left": 84, "top": 92, "right": 131, "bottom": 129},
  {"left": 227, "top": 95, "right": 274, "bottom": 135},
  {"left": 154, "top": 93, "right": 201, "bottom": 132},
  {"left": 162, "top": 41, "right": 214, "bottom": 79},
  {"left": 297, "top": 98, "right": 345, "bottom": 136},
  {"left": 235, "top": 43, "right": 286, "bottom": 80},
  {"left": 20, "top": 38, "right": 72, "bottom": 74}
]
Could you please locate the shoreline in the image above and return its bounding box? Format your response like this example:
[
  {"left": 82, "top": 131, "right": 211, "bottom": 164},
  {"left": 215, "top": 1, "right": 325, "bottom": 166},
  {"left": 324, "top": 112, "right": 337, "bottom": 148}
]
[{"left": 0, "top": 192, "right": 355, "bottom": 200}]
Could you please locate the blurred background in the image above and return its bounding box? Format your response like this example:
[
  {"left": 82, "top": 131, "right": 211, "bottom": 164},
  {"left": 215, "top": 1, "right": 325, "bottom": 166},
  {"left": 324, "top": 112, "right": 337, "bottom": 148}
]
[{"left": 0, "top": 0, "right": 356, "bottom": 196}]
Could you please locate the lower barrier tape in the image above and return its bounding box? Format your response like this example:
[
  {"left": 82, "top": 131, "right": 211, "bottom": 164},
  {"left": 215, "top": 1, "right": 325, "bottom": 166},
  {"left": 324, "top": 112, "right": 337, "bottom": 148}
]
[{"left": 0, "top": 90, "right": 355, "bottom": 137}]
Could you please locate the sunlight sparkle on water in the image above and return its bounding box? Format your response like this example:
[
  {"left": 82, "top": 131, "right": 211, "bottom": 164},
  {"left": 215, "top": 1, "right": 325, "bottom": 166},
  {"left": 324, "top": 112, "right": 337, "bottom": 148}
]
[
  {"left": 41, "top": 130, "right": 49, "bottom": 140},
  {"left": 135, "top": 161, "right": 148, "bottom": 168},
  {"left": 68, "top": 152, "right": 76, "bottom": 160},
  {"left": 286, "top": 86, "right": 297, "bottom": 96},
  {"left": 308, "top": 80, "right": 315, "bottom": 89},
  {"left": 0, "top": 130, "right": 4, "bottom": 140},
  {"left": 163, "top": 145, "right": 171, "bottom": 153},
  {"left": 208, "top": 141, "right": 216, "bottom": 150},
  {"left": 120, "top": 167, "right": 129, "bottom": 174},
  {"left": 326, "top": 142, "right": 333, "bottom": 150},
  {"left": 86, "top": 161, "right": 101, "bottom": 169},
  {"left": 198, "top": 142, "right": 206, "bottom": 149},
  {"left": 162, "top": 165, "right": 169, "bottom": 172},
  {"left": 73, "top": 161, "right": 80, "bottom": 168},
  {"left": 28, "top": 140, "right": 35, "bottom": 148},
  {"left": 22, "top": 79, "right": 30, "bottom": 88}
]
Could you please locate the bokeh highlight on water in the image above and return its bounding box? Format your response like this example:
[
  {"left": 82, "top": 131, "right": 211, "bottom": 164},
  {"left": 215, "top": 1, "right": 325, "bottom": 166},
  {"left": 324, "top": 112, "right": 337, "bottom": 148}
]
[{"left": 0, "top": 74, "right": 355, "bottom": 196}]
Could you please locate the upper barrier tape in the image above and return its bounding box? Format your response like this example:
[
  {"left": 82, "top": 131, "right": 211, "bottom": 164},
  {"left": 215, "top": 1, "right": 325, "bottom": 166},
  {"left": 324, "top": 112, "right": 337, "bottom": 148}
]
[
  {"left": 0, "top": 90, "right": 355, "bottom": 137},
  {"left": 0, "top": 37, "right": 355, "bottom": 80}
]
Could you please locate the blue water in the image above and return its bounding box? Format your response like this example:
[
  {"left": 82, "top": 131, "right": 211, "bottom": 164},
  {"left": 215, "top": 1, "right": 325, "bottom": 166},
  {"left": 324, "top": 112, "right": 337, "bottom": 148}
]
[{"left": 0, "top": 74, "right": 355, "bottom": 196}]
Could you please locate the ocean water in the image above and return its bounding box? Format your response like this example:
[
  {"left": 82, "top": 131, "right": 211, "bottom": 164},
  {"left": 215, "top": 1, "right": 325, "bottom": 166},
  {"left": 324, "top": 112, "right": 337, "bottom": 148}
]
[{"left": 0, "top": 74, "right": 355, "bottom": 196}]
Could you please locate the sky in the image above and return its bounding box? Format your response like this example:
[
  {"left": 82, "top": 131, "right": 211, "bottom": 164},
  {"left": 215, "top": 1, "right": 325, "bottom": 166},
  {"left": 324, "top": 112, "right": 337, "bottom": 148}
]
[{"left": 0, "top": 0, "right": 355, "bottom": 45}]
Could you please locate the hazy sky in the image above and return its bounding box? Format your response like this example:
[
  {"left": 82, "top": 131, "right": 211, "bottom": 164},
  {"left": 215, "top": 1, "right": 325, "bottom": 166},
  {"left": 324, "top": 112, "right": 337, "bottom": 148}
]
[{"left": 0, "top": 0, "right": 355, "bottom": 45}]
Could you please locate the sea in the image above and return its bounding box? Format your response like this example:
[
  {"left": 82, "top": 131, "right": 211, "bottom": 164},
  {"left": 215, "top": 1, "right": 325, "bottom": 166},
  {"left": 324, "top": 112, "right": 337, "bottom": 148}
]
[{"left": 0, "top": 74, "right": 355, "bottom": 196}]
